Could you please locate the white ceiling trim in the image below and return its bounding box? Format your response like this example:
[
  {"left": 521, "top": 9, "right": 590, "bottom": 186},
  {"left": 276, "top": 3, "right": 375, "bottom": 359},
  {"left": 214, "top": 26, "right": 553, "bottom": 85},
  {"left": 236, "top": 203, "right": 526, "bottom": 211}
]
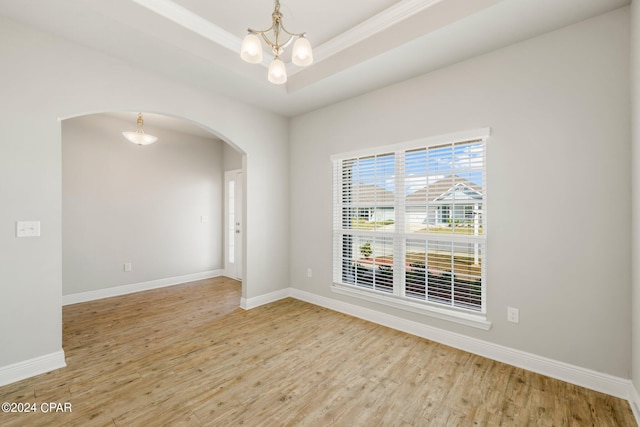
[
  {"left": 130, "top": 0, "right": 242, "bottom": 53},
  {"left": 131, "top": 0, "right": 444, "bottom": 75},
  {"left": 307, "top": 0, "right": 443, "bottom": 66},
  {"left": 130, "top": 0, "right": 279, "bottom": 66}
]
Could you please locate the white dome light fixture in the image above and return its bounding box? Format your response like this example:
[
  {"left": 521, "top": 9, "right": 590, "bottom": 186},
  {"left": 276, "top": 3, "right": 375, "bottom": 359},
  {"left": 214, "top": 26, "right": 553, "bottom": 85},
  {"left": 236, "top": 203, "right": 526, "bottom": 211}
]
[
  {"left": 240, "top": 0, "right": 313, "bottom": 85},
  {"left": 122, "top": 112, "right": 158, "bottom": 145}
]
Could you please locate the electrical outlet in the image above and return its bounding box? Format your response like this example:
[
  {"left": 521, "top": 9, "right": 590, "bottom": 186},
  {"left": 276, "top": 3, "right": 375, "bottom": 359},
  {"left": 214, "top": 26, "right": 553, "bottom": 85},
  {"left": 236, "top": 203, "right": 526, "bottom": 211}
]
[
  {"left": 507, "top": 307, "right": 519, "bottom": 323},
  {"left": 124, "top": 263, "right": 132, "bottom": 272},
  {"left": 307, "top": 268, "right": 312, "bottom": 278}
]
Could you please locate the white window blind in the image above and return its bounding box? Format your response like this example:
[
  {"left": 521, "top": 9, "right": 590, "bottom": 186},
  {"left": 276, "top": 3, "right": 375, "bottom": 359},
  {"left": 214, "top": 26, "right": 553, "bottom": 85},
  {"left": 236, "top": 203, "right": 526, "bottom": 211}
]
[{"left": 333, "top": 131, "right": 487, "bottom": 314}]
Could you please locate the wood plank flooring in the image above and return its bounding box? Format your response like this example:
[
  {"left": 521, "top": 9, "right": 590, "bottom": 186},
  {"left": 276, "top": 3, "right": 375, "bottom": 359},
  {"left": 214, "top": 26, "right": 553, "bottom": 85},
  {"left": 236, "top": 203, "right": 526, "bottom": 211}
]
[{"left": 0, "top": 276, "right": 635, "bottom": 426}]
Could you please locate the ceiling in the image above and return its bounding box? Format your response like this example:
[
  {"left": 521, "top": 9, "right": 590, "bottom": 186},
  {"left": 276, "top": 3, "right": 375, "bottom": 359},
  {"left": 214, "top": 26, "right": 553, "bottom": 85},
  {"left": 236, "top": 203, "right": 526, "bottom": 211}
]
[
  {"left": 0, "top": 0, "right": 630, "bottom": 121},
  {"left": 104, "top": 112, "right": 216, "bottom": 140}
]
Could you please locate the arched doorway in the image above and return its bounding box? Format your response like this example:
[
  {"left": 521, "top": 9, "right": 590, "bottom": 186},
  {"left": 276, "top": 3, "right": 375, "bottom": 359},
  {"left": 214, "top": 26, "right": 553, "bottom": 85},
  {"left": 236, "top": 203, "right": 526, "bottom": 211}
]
[{"left": 61, "top": 112, "right": 246, "bottom": 304}]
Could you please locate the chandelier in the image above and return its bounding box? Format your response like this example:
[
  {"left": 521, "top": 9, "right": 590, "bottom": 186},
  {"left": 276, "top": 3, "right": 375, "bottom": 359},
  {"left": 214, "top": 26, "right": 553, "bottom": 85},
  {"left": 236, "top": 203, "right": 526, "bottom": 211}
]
[
  {"left": 240, "top": 0, "right": 313, "bottom": 84},
  {"left": 122, "top": 113, "right": 158, "bottom": 145}
]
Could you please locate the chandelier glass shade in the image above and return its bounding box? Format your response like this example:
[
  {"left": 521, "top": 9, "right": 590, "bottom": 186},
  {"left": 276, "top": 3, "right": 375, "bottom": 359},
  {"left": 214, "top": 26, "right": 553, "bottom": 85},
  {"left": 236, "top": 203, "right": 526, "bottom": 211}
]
[
  {"left": 268, "top": 58, "right": 287, "bottom": 84},
  {"left": 122, "top": 113, "right": 158, "bottom": 145},
  {"left": 240, "top": 0, "right": 313, "bottom": 84}
]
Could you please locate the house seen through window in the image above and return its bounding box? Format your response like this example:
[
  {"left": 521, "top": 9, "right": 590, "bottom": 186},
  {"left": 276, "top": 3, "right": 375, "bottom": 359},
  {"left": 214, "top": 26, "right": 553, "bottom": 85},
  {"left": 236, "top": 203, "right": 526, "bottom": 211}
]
[{"left": 332, "top": 132, "right": 487, "bottom": 316}]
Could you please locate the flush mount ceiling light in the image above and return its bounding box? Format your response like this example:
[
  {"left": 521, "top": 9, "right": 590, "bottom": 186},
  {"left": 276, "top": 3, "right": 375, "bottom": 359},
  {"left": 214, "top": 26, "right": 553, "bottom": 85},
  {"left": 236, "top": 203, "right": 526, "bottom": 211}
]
[
  {"left": 122, "top": 112, "right": 158, "bottom": 145},
  {"left": 240, "top": 0, "right": 313, "bottom": 85}
]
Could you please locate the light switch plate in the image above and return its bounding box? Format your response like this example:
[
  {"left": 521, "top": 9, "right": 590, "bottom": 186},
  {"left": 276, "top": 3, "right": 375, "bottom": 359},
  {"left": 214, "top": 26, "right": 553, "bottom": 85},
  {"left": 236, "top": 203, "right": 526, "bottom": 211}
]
[{"left": 16, "top": 221, "right": 41, "bottom": 237}]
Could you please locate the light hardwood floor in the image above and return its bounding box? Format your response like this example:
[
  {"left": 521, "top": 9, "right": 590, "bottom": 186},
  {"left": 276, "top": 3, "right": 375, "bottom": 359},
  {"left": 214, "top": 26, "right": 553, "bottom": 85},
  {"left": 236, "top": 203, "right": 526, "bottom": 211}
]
[{"left": 0, "top": 277, "right": 636, "bottom": 426}]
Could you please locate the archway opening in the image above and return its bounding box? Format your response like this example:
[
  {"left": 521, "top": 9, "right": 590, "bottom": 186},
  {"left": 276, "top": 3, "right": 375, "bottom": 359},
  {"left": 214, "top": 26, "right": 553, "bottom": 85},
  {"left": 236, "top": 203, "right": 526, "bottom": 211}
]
[{"left": 61, "top": 112, "right": 246, "bottom": 305}]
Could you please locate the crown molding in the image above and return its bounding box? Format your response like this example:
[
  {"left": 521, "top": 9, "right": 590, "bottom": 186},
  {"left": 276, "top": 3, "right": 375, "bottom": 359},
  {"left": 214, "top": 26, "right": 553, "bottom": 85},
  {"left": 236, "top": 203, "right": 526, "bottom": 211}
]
[
  {"left": 131, "top": 0, "right": 444, "bottom": 74},
  {"left": 309, "top": 0, "right": 443, "bottom": 65},
  {"left": 131, "top": 0, "right": 242, "bottom": 53}
]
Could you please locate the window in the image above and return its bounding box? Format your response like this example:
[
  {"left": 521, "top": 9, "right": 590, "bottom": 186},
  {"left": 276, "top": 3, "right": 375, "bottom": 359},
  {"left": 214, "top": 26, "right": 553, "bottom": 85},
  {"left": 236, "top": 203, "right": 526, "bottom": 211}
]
[{"left": 332, "top": 129, "right": 489, "bottom": 326}]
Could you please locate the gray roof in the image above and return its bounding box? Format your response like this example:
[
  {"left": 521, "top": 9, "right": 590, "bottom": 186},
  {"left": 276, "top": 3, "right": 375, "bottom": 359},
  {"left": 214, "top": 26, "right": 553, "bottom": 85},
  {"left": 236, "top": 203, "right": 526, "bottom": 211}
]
[
  {"left": 346, "top": 184, "right": 395, "bottom": 205},
  {"left": 406, "top": 175, "right": 482, "bottom": 204},
  {"left": 345, "top": 176, "right": 483, "bottom": 205}
]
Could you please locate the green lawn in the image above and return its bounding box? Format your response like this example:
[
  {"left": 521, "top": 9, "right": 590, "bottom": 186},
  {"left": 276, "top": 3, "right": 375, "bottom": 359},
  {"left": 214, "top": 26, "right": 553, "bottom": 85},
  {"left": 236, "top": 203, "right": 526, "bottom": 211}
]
[
  {"left": 351, "top": 218, "right": 395, "bottom": 230},
  {"left": 350, "top": 218, "right": 483, "bottom": 235},
  {"left": 354, "top": 252, "right": 480, "bottom": 277},
  {"left": 415, "top": 227, "right": 483, "bottom": 235}
]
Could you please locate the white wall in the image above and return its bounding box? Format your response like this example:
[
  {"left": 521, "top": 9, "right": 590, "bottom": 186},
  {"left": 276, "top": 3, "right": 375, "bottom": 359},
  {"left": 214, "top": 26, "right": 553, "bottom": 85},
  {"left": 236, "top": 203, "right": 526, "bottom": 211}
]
[
  {"left": 290, "top": 7, "right": 631, "bottom": 377},
  {"left": 0, "top": 15, "right": 289, "bottom": 374},
  {"left": 223, "top": 142, "right": 243, "bottom": 172},
  {"left": 632, "top": 0, "right": 640, "bottom": 399},
  {"left": 62, "top": 114, "right": 224, "bottom": 295}
]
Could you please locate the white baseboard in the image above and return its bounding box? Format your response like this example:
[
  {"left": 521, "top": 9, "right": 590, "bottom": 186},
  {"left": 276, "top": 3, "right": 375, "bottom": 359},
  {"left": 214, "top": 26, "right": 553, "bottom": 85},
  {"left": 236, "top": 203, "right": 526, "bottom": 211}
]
[
  {"left": 630, "top": 384, "right": 640, "bottom": 425},
  {"left": 62, "top": 270, "right": 223, "bottom": 305},
  {"left": 240, "top": 288, "right": 290, "bottom": 310},
  {"left": 0, "top": 350, "right": 66, "bottom": 387},
  {"left": 287, "top": 288, "right": 634, "bottom": 401}
]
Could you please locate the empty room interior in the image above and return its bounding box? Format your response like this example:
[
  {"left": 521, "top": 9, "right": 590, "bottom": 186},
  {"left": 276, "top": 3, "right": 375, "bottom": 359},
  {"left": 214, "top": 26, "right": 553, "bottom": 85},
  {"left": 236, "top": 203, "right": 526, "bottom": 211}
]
[{"left": 2, "top": 0, "right": 640, "bottom": 425}]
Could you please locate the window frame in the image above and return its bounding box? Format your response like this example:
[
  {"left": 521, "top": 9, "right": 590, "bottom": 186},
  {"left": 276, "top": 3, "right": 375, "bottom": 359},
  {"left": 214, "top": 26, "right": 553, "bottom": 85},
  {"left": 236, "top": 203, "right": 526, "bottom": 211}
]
[{"left": 331, "top": 129, "right": 491, "bottom": 330}]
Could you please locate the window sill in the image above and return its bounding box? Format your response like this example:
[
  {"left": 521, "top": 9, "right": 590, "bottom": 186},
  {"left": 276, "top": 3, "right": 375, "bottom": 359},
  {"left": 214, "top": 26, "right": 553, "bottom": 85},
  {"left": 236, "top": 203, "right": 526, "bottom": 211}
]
[{"left": 331, "top": 283, "right": 492, "bottom": 330}]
